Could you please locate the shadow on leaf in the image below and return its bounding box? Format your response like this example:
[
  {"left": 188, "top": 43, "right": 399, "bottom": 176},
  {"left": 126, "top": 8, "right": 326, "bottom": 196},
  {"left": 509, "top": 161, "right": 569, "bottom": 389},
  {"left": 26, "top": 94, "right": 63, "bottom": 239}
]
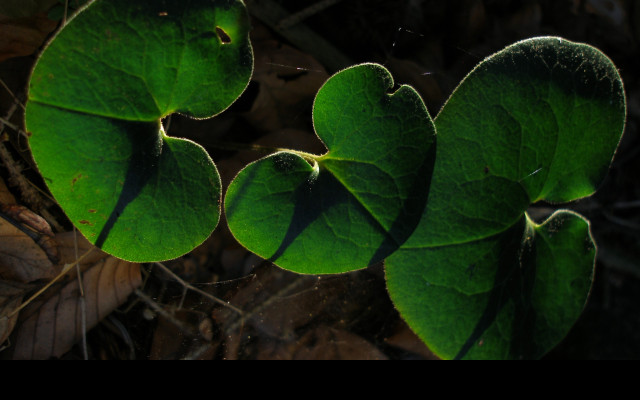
[{"left": 94, "top": 122, "right": 163, "bottom": 249}]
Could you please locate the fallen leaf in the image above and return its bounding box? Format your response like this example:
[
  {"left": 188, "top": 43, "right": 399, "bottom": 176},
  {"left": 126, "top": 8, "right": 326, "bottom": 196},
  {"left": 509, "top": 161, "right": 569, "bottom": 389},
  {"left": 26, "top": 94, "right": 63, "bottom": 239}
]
[
  {"left": 0, "top": 177, "right": 16, "bottom": 204},
  {"left": 0, "top": 13, "right": 58, "bottom": 63},
  {"left": 0, "top": 281, "right": 32, "bottom": 345},
  {"left": 256, "top": 326, "right": 388, "bottom": 360},
  {"left": 1, "top": 204, "right": 54, "bottom": 237},
  {"left": 0, "top": 216, "right": 57, "bottom": 283},
  {"left": 1, "top": 204, "right": 59, "bottom": 263},
  {"left": 8, "top": 255, "right": 141, "bottom": 360},
  {"left": 55, "top": 231, "right": 111, "bottom": 266},
  {"left": 244, "top": 24, "right": 329, "bottom": 132},
  {"left": 210, "top": 264, "right": 393, "bottom": 360}
]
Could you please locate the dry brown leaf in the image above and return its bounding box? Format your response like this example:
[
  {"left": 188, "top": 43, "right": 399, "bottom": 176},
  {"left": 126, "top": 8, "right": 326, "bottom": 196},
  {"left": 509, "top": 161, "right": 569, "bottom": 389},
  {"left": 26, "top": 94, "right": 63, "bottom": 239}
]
[
  {"left": 209, "top": 265, "right": 392, "bottom": 360},
  {"left": 1, "top": 204, "right": 59, "bottom": 263},
  {"left": 1, "top": 178, "right": 59, "bottom": 282},
  {"left": 0, "top": 217, "right": 57, "bottom": 283},
  {"left": 0, "top": 281, "right": 32, "bottom": 345},
  {"left": 150, "top": 310, "right": 217, "bottom": 360},
  {"left": 1, "top": 204, "right": 55, "bottom": 238},
  {"left": 0, "top": 13, "right": 57, "bottom": 63},
  {"left": 245, "top": 24, "right": 329, "bottom": 132},
  {"left": 256, "top": 326, "right": 388, "bottom": 361},
  {"left": 55, "top": 231, "right": 111, "bottom": 266},
  {"left": 0, "top": 177, "right": 16, "bottom": 204},
  {"left": 8, "top": 255, "right": 141, "bottom": 360}
]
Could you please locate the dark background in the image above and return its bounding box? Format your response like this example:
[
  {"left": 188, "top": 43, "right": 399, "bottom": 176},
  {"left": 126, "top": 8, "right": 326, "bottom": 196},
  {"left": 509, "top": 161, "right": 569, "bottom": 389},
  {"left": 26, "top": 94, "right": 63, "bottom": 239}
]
[{"left": 1, "top": 0, "right": 639, "bottom": 359}]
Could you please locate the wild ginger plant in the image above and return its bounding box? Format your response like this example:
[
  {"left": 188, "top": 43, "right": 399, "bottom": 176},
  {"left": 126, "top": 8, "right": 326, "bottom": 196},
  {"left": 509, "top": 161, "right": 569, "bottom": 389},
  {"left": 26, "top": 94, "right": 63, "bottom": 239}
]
[{"left": 25, "top": 0, "right": 626, "bottom": 359}]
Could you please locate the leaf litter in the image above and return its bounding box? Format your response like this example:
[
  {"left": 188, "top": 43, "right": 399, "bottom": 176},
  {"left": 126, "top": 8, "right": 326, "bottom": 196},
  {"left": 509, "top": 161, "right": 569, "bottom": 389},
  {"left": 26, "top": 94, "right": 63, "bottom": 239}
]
[{"left": 1, "top": 141, "right": 141, "bottom": 358}]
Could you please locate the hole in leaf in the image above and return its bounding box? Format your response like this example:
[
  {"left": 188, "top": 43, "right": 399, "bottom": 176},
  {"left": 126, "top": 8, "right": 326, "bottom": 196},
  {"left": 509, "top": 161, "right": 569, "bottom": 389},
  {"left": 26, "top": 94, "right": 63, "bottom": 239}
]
[{"left": 216, "top": 27, "right": 232, "bottom": 44}]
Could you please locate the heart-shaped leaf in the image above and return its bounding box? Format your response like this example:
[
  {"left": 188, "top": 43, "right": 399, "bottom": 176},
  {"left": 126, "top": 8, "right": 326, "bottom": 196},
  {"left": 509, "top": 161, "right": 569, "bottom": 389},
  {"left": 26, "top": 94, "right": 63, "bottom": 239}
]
[
  {"left": 25, "top": 0, "right": 253, "bottom": 262},
  {"left": 385, "top": 37, "right": 626, "bottom": 359},
  {"left": 225, "top": 63, "right": 437, "bottom": 274}
]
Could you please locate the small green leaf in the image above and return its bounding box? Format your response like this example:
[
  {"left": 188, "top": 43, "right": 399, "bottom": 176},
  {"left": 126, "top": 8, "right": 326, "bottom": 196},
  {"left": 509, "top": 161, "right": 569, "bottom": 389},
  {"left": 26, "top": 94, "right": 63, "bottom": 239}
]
[
  {"left": 25, "top": 0, "right": 253, "bottom": 262},
  {"left": 386, "top": 37, "right": 626, "bottom": 359},
  {"left": 225, "top": 63, "right": 437, "bottom": 274}
]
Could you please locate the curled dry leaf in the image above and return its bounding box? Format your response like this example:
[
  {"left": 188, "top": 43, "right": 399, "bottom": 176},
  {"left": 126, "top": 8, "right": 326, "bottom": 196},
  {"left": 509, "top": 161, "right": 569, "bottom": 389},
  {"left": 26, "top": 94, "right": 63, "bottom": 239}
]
[
  {"left": 1, "top": 204, "right": 59, "bottom": 264},
  {"left": 1, "top": 204, "right": 55, "bottom": 238},
  {"left": 1, "top": 178, "right": 59, "bottom": 275},
  {"left": 0, "top": 216, "right": 57, "bottom": 283},
  {"left": 8, "top": 250, "right": 141, "bottom": 360}
]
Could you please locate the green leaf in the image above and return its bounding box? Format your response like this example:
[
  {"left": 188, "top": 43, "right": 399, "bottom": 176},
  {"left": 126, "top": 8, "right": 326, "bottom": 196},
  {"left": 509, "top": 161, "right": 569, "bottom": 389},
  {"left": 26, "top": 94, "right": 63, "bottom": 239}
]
[
  {"left": 385, "top": 37, "right": 626, "bottom": 359},
  {"left": 225, "top": 63, "right": 437, "bottom": 274},
  {"left": 25, "top": 0, "right": 253, "bottom": 262}
]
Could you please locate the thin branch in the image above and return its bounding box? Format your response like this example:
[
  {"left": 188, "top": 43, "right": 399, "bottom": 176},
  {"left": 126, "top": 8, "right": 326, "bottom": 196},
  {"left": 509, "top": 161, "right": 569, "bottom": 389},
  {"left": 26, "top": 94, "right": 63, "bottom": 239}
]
[
  {"left": 7, "top": 248, "right": 96, "bottom": 318},
  {"left": 134, "top": 289, "right": 195, "bottom": 336},
  {"left": 154, "top": 262, "right": 244, "bottom": 316},
  {"left": 0, "top": 79, "right": 25, "bottom": 111}
]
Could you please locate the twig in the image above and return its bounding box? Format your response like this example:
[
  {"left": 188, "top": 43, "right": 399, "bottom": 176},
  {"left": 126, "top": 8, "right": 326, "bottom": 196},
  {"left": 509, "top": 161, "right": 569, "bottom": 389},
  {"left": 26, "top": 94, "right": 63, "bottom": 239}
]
[
  {"left": 154, "top": 262, "right": 244, "bottom": 315},
  {"left": 224, "top": 275, "right": 311, "bottom": 333},
  {"left": 7, "top": 248, "right": 96, "bottom": 318},
  {"left": 0, "top": 78, "right": 25, "bottom": 111},
  {"left": 134, "top": 289, "right": 195, "bottom": 336},
  {"left": 0, "top": 116, "right": 21, "bottom": 133},
  {"left": 63, "top": 0, "right": 69, "bottom": 25}
]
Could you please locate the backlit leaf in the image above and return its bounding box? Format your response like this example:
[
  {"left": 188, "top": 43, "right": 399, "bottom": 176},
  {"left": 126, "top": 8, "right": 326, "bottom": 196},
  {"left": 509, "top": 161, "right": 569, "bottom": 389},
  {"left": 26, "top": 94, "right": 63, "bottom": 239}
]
[{"left": 385, "top": 37, "right": 626, "bottom": 360}]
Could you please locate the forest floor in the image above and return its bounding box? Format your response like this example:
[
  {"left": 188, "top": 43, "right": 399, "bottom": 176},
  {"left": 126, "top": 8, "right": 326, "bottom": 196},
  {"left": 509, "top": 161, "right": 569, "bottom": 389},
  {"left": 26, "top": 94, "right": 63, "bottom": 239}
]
[{"left": 1, "top": 0, "right": 639, "bottom": 359}]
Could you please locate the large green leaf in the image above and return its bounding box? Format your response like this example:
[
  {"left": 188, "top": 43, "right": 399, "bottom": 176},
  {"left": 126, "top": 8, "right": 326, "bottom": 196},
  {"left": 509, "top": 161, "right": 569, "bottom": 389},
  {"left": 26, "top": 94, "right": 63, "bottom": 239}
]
[
  {"left": 385, "top": 37, "right": 626, "bottom": 359},
  {"left": 225, "top": 63, "right": 437, "bottom": 274},
  {"left": 25, "top": 0, "right": 253, "bottom": 262}
]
